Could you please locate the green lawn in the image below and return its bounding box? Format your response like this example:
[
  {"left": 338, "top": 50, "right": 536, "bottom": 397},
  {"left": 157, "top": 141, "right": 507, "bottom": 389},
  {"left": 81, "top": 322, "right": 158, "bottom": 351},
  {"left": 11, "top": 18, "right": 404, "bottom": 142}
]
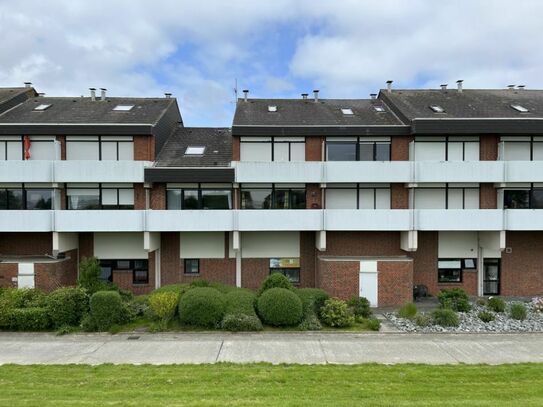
[{"left": 0, "top": 364, "right": 542, "bottom": 406}]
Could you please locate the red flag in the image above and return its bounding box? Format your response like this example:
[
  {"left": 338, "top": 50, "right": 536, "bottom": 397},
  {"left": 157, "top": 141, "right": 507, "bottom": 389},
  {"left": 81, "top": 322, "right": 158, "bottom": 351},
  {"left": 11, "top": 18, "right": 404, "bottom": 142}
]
[{"left": 23, "top": 136, "right": 31, "bottom": 160}]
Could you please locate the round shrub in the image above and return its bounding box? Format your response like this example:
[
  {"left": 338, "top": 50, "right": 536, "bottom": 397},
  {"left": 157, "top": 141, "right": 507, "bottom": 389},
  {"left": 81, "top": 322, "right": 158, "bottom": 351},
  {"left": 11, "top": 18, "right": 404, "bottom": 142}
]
[
  {"left": 320, "top": 298, "right": 355, "bottom": 328},
  {"left": 152, "top": 284, "right": 191, "bottom": 296},
  {"left": 510, "top": 302, "right": 527, "bottom": 321},
  {"left": 8, "top": 308, "right": 50, "bottom": 331},
  {"left": 397, "top": 303, "right": 417, "bottom": 320},
  {"left": 224, "top": 289, "right": 257, "bottom": 316},
  {"left": 438, "top": 288, "right": 471, "bottom": 312},
  {"left": 221, "top": 313, "right": 263, "bottom": 332},
  {"left": 90, "top": 291, "right": 123, "bottom": 331},
  {"left": 296, "top": 288, "right": 330, "bottom": 314},
  {"left": 178, "top": 287, "right": 225, "bottom": 328},
  {"left": 47, "top": 287, "right": 89, "bottom": 329},
  {"left": 190, "top": 279, "right": 210, "bottom": 288},
  {"left": 257, "top": 288, "right": 302, "bottom": 326},
  {"left": 346, "top": 296, "right": 371, "bottom": 319},
  {"left": 487, "top": 297, "right": 506, "bottom": 313},
  {"left": 148, "top": 292, "right": 179, "bottom": 329},
  {"left": 258, "top": 273, "right": 293, "bottom": 295},
  {"left": 478, "top": 310, "right": 495, "bottom": 323},
  {"left": 432, "top": 308, "right": 459, "bottom": 327}
]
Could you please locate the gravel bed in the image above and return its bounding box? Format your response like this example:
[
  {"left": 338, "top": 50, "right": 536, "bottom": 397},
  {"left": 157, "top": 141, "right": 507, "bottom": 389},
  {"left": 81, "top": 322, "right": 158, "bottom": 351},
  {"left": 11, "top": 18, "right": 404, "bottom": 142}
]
[{"left": 385, "top": 301, "right": 543, "bottom": 333}]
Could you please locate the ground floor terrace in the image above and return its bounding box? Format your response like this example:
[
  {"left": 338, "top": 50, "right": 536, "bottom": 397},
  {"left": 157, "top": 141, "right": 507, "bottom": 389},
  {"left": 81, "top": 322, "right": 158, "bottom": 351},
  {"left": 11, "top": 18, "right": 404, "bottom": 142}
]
[{"left": 1, "top": 230, "right": 542, "bottom": 306}]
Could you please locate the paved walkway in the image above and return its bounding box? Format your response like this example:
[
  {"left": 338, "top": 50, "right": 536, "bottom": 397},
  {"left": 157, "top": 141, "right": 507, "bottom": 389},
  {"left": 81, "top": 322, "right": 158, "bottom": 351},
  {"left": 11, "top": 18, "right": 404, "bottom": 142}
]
[{"left": 1, "top": 332, "right": 543, "bottom": 365}]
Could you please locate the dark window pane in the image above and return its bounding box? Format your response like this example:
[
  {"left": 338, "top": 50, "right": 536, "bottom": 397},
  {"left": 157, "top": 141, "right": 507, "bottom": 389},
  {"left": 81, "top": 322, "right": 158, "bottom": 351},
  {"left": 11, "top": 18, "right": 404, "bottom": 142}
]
[
  {"left": 202, "top": 190, "right": 231, "bottom": 209},
  {"left": 26, "top": 189, "right": 52, "bottom": 210},
  {"left": 531, "top": 189, "right": 543, "bottom": 209},
  {"left": 290, "top": 189, "right": 306, "bottom": 209},
  {"left": 273, "top": 189, "right": 289, "bottom": 209},
  {"left": 67, "top": 192, "right": 100, "bottom": 210},
  {"left": 183, "top": 190, "right": 199, "bottom": 209},
  {"left": 241, "top": 189, "right": 272, "bottom": 209},
  {"left": 327, "top": 142, "right": 356, "bottom": 161},
  {"left": 184, "top": 259, "right": 199, "bottom": 274},
  {"left": 0, "top": 190, "right": 7, "bottom": 209},
  {"left": 358, "top": 143, "right": 374, "bottom": 161},
  {"left": 375, "top": 143, "right": 391, "bottom": 161},
  {"left": 7, "top": 189, "right": 23, "bottom": 209},
  {"left": 134, "top": 260, "right": 148, "bottom": 270},
  {"left": 116, "top": 260, "right": 131, "bottom": 269},
  {"left": 270, "top": 268, "right": 300, "bottom": 283},
  {"left": 438, "top": 269, "right": 462, "bottom": 283},
  {"left": 504, "top": 190, "right": 530, "bottom": 209},
  {"left": 133, "top": 269, "right": 149, "bottom": 284},
  {"left": 167, "top": 190, "right": 182, "bottom": 209}
]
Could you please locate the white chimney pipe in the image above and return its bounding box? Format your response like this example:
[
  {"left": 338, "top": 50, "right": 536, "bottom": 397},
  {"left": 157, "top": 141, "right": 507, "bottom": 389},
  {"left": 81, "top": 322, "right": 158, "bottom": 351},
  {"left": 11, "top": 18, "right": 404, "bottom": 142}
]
[
  {"left": 24, "top": 82, "right": 32, "bottom": 88},
  {"left": 440, "top": 84, "right": 448, "bottom": 90},
  {"left": 89, "top": 88, "right": 96, "bottom": 101},
  {"left": 243, "top": 89, "right": 249, "bottom": 102},
  {"left": 507, "top": 84, "right": 516, "bottom": 91},
  {"left": 164, "top": 93, "right": 172, "bottom": 99},
  {"left": 517, "top": 85, "right": 526, "bottom": 90},
  {"left": 386, "top": 80, "right": 393, "bottom": 93},
  {"left": 100, "top": 88, "right": 107, "bottom": 101},
  {"left": 456, "top": 80, "right": 463, "bottom": 93},
  {"left": 370, "top": 93, "right": 377, "bottom": 100},
  {"left": 313, "top": 89, "right": 319, "bottom": 102}
]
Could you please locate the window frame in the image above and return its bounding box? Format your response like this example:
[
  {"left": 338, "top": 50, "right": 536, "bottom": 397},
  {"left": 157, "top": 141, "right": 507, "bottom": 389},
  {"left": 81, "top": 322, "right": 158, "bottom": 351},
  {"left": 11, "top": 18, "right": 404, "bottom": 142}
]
[
  {"left": 501, "top": 137, "right": 543, "bottom": 161},
  {"left": 0, "top": 185, "right": 53, "bottom": 210},
  {"left": 326, "top": 184, "right": 391, "bottom": 209},
  {"left": 503, "top": 185, "right": 543, "bottom": 209},
  {"left": 240, "top": 184, "right": 306, "bottom": 209},
  {"left": 414, "top": 184, "right": 480, "bottom": 209},
  {"left": 65, "top": 136, "right": 134, "bottom": 161},
  {"left": 166, "top": 184, "right": 233, "bottom": 210},
  {"left": 414, "top": 136, "right": 480, "bottom": 161},
  {"left": 240, "top": 137, "right": 305, "bottom": 162},
  {"left": 66, "top": 184, "right": 134, "bottom": 210},
  {"left": 326, "top": 137, "right": 391, "bottom": 162},
  {"left": 437, "top": 258, "right": 463, "bottom": 283},
  {"left": 184, "top": 259, "right": 200, "bottom": 275}
]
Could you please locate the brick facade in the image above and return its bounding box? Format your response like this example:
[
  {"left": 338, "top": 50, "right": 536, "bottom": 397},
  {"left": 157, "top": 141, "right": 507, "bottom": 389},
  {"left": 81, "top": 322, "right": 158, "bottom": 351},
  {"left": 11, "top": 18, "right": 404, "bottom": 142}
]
[
  {"left": 35, "top": 249, "right": 78, "bottom": 292},
  {"left": 378, "top": 260, "right": 413, "bottom": 306},
  {"left": 391, "top": 135, "right": 413, "bottom": 161},
  {"left": 501, "top": 232, "right": 543, "bottom": 296},
  {"left": 480, "top": 183, "right": 497, "bottom": 209},
  {"left": 0, "top": 233, "right": 52, "bottom": 256},
  {"left": 480, "top": 135, "right": 499, "bottom": 161},
  {"left": 391, "top": 183, "right": 409, "bottom": 209},
  {"left": 0, "top": 263, "right": 18, "bottom": 288},
  {"left": 232, "top": 136, "right": 240, "bottom": 160},
  {"left": 322, "top": 231, "right": 404, "bottom": 257},
  {"left": 134, "top": 184, "right": 146, "bottom": 210},
  {"left": 306, "top": 184, "right": 322, "bottom": 209},
  {"left": 150, "top": 184, "right": 166, "bottom": 210},
  {"left": 305, "top": 137, "right": 323, "bottom": 161},
  {"left": 316, "top": 259, "right": 359, "bottom": 299},
  {"left": 134, "top": 135, "right": 155, "bottom": 161}
]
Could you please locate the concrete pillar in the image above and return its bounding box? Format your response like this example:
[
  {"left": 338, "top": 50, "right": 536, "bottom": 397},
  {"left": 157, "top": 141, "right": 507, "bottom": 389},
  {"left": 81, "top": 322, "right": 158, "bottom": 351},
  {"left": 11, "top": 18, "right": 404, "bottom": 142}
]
[{"left": 401, "top": 230, "right": 418, "bottom": 252}]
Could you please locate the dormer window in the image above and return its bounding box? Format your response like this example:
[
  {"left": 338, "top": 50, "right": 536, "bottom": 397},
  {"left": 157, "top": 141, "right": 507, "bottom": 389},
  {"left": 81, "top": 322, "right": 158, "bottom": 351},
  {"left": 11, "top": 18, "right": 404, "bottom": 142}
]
[
  {"left": 33, "top": 104, "right": 51, "bottom": 111},
  {"left": 373, "top": 105, "right": 385, "bottom": 112},
  {"left": 268, "top": 105, "right": 277, "bottom": 112},
  {"left": 185, "top": 146, "right": 205, "bottom": 155},
  {"left": 113, "top": 105, "right": 134, "bottom": 111},
  {"left": 511, "top": 104, "right": 529, "bottom": 113},
  {"left": 341, "top": 108, "right": 354, "bottom": 115},
  {"left": 429, "top": 105, "right": 445, "bottom": 113}
]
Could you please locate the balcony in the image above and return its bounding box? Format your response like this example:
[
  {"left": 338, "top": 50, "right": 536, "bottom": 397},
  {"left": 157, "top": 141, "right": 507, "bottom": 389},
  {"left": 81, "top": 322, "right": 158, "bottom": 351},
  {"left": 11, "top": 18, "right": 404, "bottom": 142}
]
[
  {"left": 54, "top": 210, "right": 145, "bottom": 232},
  {"left": 324, "top": 209, "right": 411, "bottom": 231},
  {"left": 233, "top": 162, "right": 322, "bottom": 183},
  {"left": 414, "top": 161, "right": 503, "bottom": 183},
  {"left": 0, "top": 161, "right": 54, "bottom": 183},
  {"left": 414, "top": 209, "right": 503, "bottom": 231},
  {"left": 146, "top": 210, "right": 234, "bottom": 232},
  {"left": 505, "top": 210, "right": 543, "bottom": 230},
  {"left": 0, "top": 210, "right": 53, "bottom": 232},
  {"left": 237, "top": 210, "right": 323, "bottom": 231},
  {"left": 324, "top": 162, "right": 411, "bottom": 183}
]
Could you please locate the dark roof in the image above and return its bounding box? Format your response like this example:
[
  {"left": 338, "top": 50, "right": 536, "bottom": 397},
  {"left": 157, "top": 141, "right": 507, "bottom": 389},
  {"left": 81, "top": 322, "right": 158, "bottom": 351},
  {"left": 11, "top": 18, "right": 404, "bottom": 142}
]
[
  {"left": 232, "top": 98, "right": 406, "bottom": 136},
  {"left": 154, "top": 127, "right": 232, "bottom": 167},
  {"left": 0, "top": 96, "right": 176, "bottom": 125},
  {"left": 0, "top": 87, "right": 36, "bottom": 114}
]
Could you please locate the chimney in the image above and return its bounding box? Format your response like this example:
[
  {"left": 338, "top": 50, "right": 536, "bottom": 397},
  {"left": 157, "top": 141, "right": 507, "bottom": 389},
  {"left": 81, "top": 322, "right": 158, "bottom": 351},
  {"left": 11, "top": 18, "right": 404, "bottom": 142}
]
[
  {"left": 440, "top": 84, "right": 448, "bottom": 90},
  {"left": 456, "top": 80, "right": 463, "bottom": 93},
  {"left": 100, "top": 88, "right": 107, "bottom": 101},
  {"left": 517, "top": 85, "right": 525, "bottom": 90},
  {"left": 242, "top": 89, "right": 249, "bottom": 102},
  {"left": 164, "top": 92, "right": 172, "bottom": 99},
  {"left": 38, "top": 93, "right": 45, "bottom": 97},
  {"left": 386, "top": 80, "right": 393, "bottom": 93},
  {"left": 370, "top": 93, "right": 377, "bottom": 100},
  {"left": 507, "top": 84, "right": 515, "bottom": 91},
  {"left": 313, "top": 89, "right": 319, "bottom": 102},
  {"left": 24, "top": 82, "right": 32, "bottom": 88},
  {"left": 89, "top": 88, "right": 96, "bottom": 101},
  {"left": 301, "top": 93, "right": 308, "bottom": 100}
]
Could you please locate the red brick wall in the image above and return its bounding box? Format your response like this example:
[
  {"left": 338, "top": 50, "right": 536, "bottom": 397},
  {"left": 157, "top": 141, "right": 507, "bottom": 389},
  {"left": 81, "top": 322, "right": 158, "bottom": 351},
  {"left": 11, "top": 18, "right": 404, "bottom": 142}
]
[
  {"left": 322, "top": 231, "right": 404, "bottom": 257},
  {"left": 150, "top": 184, "right": 166, "bottom": 210},
  {"left": 134, "top": 184, "right": 146, "bottom": 210},
  {"left": 35, "top": 249, "right": 78, "bottom": 292},
  {"left": 306, "top": 184, "right": 322, "bottom": 209},
  {"left": 306, "top": 137, "right": 323, "bottom": 161},
  {"left": 0, "top": 233, "right": 52, "bottom": 256},
  {"left": 134, "top": 135, "right": 155, "bottom": 161},
  {"left": 391, "top": 136, "right": 413, "bottom": 161},
  {"left": 111, "top": 250, "right": 155, "bottom": 295},
  {"left": 241, "top": 258, "right": 268, "bottom": 290},
  {"left": 56, "top": 135, "right": 66, "bottom": 160},
  {"left": 317, "top": 259, "right": 359, "bottom": 299},
  {"left": 79, "top": 233, "right": 94, "bottom": 259},
  {"left": 378, "top": 261, "right": 413, "bottom": 306},
  {"left": 480, "top": 135, "right": 499, "bottom": 161},
  {"left": 391, "top": 183, "right": 409, "bottom": 209},
  {"left": 160, "top": 232, "right": 180, "bottom": 286},
  {"left": 501, "top": 232, "right": 543, "bottom": 296},
  {"left": 299, "top": 232, "right": 316, "bottom": 288},
  {"left": 0, "top": 263, "right": 17, "bottom": 288},
  {"left": 232, "top": 136, "right": 240, "bottom": 161},
  {"left": 480, "top": 184, "right": 497, "bottom": 209}
]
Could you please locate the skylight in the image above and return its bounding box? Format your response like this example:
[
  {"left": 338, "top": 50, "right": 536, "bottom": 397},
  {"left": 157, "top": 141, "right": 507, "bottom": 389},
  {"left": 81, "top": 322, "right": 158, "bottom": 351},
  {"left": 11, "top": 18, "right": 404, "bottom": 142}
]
[
  {"left": 185, "top": 146, "right": 205, "bottom": 155},
  {"left": 373, "top": 105, "right": 386, "bottom": 112},
  {"left": 341, "top": 108, "right": 354, "bottom": 115},
  {"left": 268, "top": 105, "right": 277, "bottom": 112},
  {"left": 33, "top": 104, "right": 51, "bottom": 111},
  {"left": 113, "top": 105, "right": 134, "bottom": 111},
  {"left": 429, "top": 105, "right": 445, "bottom": 113},
  {"left": 511, "top": 104, "right": 529, "bottom": 113}
]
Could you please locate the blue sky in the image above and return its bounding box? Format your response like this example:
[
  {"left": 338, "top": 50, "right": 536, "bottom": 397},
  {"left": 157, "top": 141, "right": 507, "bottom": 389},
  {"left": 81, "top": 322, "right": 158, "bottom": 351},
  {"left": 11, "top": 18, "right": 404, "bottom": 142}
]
[{"left": 1, "top": 0, "right": 543, "bottom": 126}]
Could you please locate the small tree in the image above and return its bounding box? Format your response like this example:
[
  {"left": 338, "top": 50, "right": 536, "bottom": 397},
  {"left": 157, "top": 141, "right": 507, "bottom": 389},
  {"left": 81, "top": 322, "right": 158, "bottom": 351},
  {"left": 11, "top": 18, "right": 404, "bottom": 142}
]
[
  {"left": 148, "top": 292, "right": 179, "bottom": 330},
  {"left": 78, "top": 257, "right": 107, "bottom": 294}
]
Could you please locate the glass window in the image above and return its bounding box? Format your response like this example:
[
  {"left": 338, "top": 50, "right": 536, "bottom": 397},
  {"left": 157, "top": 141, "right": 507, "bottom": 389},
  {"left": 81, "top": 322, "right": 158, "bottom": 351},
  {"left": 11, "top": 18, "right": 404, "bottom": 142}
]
[
  {"left": 375, "top": 143, "right": 391, "bottom": 161},
  {"left": 438, "top": 259, "right": 462, "bottom": 283},
  {"left": 66, "top": 141, "right": 100, "bottom": 160},
  {"left": 118, "top": 142, "right": 134, "bottom": 160},
  {"left": 326, "top": 189, "right": 357, "bottom": 209},
  {"left": 447, "top": 189, "right": 464, "bottom": 209},
  {"left": 101, "top": 142, "right": 117, "bottom": 160},
  {"left": 290, "top": 189, "right": 306, "bottom": 209},
  {"left": 240, "top": 142, "right": 272, "bottom": 161},
  {"left": 327, "top": 142, "right": 356, "bottom": 161},
  {"left": 0, "top": 189, "right": 23, "bottom": 209},
  {"left": 184, "top": 259, "right": 200, "bottom": 274},
  {"left": 358, "top": 189, "right": 374, "bottom": 209},
  {"left": 6, "top": 142, "right": 22, "bottom": 160},
  {"left": 167, "top": 190, "right": 182, "bottom": 209},
  {"left": 133, "top": 269, "right": 149, "bottom": 284},
  {"left": 118, "top": 189, "right": 134, "bottom": 207},
  {"left": 116, "top": 260, "right": 131, "bottom": 269},
  {"left": 464, "top": 188, "right": 480, "bottom": 209},
  {"left": 532, "top": 189, "right": 543, "bottom": 209},
  {"left": 415, "top": 189, "right": 446, "bottom": 209},
  {"left": 358, "top": 143, "right": 374, "bottom": 161},
  {"left": 202, "top": 190, "right": 231, "bottom": 209},
  {"left": 241, "top": 189, "right": 272, "bottom": 209},
  {"left": 101, "top": 189, "right": 118, "bottom": 206},
  {"left": 273, "top": 143, "right": 289, "bottom": 161},
  {"left": 28, "top": 141, "right": 56, "bottom": 160},
  {"left": 183, "top": 190, "right": 199, "bottom": 209},
  {"left": 67, "top": 189, "right": 100, "bottom": 210},
  {"left": 270, "top": 269, "right": 300, "bottom": 284},
  {"left": 273, "top": 189, "right": 289, "bottom": 209},
  {"left": 290, "top": 143, "right": 305, "bottom": 161},
  {"left": 503, "top": 142, "right": 531, "bottom": 161},
  {"left": 25, "top": 189, "right": 52, "bottom": 210},
  {"left": 504, "top": 190, "right": 530, "bottom": 209},
  {"left": 375, "top": 188, "right": 391, "bottom": 209}
]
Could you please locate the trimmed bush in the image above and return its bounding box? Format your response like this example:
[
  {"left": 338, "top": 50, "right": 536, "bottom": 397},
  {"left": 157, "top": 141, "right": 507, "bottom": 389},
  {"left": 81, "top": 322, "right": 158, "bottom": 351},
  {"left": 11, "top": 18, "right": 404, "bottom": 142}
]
[
  {"left": 190, "top": 279, "right": 210, "bottom": 288},
  {"left": 8, "top": 308, "right": 50, "bottom": 331},
  {"left": 487, "top": 297, "right": 506, "bottom": 313},
  {"left": 438, "top": 288, "right": 471, "bottom": 312},
  {"left": 210, "top": 283, "right": 239, "bottom": 294},
  {"left": 152, "top": 284, "right": 191, "bottom": 296},
  {"left": 365, "top": 318, "right": 381, "bottom": 331},
  {"left": 510, "top": 303, "right": 527, "bottom": 321},
  {"left": 221, "top": 313, "right": 263, "bottom": 332},
  {"left": 257, "top": 288, "right": 302, "bottom": 326},
  {"left": 478, "top": 310, "right": 495, "bottom": 323},
  {"left": 148, "top": 292, "right": 179, "bottom": 329},
  {"left": 296, "top": 288, "right": 329, "bottom": 314},
  {"left": 46, "top": 287, "right": 89, "bottom": 329},
  {"left": 225, "top": 289, "right": 257, "bottom": 315},
  {"left": 398, "top": 303, "right": 418, "bottom": 320},
  {"left": 347, "top": 296, "right": 372, "bottom": 319},
  {"left": 432, "top": 308, "right": 459, "bottom": 327},
  {"left": 179, "top": 287, "right": 226, "bottom": 328},
  {"left": 320, "top": 298, "right": 355, "bottom": 328},
  {"left": 0, "top": 288, "right": 47, "bottom": 328},
  {"left": 415, "top": 313, "right": 432, "bottom": 327},
  {"left": 89, "top": 291, "right": 123, "bottom": 331},
  {"left": 258, "top": 273, "right": 293, "bottom": 295}
]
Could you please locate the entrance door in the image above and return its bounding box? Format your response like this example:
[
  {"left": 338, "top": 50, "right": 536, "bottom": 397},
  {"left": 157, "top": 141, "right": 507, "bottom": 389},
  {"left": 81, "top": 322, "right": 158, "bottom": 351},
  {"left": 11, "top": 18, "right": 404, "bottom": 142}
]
[
  {"left": 359, "top": 261, "right": 378, "bottom": 307},
  {"left": 483, "top": 259, "right": 500, "bottom": 295}
]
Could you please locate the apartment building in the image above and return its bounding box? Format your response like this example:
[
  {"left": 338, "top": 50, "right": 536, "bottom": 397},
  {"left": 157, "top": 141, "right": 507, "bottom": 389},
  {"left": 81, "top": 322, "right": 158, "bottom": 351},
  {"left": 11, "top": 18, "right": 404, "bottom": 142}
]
[{"left": 1, "top": 82, "right": 543, "bottom": 306}]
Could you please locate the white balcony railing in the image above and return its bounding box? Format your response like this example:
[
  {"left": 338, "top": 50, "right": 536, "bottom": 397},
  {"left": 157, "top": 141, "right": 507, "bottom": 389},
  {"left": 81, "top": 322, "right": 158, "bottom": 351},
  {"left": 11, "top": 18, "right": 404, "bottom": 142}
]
[
  {"left": 54, "top": 210, "right": 145, "bottom": 232},
  {"left": 146, "top": 210, "right": 234, "bottom": 232},
  {"left": 237, "top": 210, "right": 323, "bottom": 231},
  {"left": 414, "top": 209, "right": 504, "bottom": 231},
  {"left": 324, "top": 209, "right": 412, "bottom": 231}
]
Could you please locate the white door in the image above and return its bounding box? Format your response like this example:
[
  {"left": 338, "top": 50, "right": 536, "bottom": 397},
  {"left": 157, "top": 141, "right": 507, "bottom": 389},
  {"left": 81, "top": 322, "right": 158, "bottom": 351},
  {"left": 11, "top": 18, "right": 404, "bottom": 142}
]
[
  {"left": 359, "top": 261, "right": 378, "bottom": 307},
  {"left": 17, "top": 263, "right": 35, "bottom": 288}
]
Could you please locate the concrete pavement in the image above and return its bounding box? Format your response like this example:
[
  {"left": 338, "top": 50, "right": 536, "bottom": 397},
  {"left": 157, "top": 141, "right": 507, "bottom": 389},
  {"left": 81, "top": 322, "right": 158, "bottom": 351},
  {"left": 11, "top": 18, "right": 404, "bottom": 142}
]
[{"left": 0, "top": 332, "right": 543, "bottom": 365}]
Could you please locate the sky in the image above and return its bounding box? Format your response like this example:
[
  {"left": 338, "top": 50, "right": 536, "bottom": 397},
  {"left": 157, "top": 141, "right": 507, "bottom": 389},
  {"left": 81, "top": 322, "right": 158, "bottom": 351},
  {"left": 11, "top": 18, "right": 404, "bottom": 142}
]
[{"left": 1, "top": 0, "right": 542, "bottom": 126}]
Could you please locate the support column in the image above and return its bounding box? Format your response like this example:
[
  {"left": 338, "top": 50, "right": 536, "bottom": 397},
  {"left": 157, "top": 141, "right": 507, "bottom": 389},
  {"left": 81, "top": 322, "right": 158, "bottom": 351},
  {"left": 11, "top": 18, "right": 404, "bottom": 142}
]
[
  {"left": 233, "top": 231, "right": 241, "bottom": 287},
  {"left": 401, "top": 230, "right": 418, "bottom": 252},
  {"left": 315, "top": 230, "right": 326, "bottom": 251}
]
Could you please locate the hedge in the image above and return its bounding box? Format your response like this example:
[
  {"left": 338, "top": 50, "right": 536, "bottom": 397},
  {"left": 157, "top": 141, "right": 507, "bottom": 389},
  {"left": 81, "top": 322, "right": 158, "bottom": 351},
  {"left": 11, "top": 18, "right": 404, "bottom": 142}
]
[
  {"left": 257, "top": 288, "right": 302, "bottom": 326},
  {"left": 178, "top": 287, "right": 226, "bottom": 328},
  {"left": 8, "top": 308, "right": 50, "bottom": 331},
  {"left": 89, "top": 291, "right": 123, "bottom": 331},
  {"left": 224, "top": 289, "right": 257, "bottom": 315},
  {"left": 221, "top": 313, "right": 263, "bottom": 331},
  {"left": 296, "top": 288, "right": 329, "bottom": 314},
  {"left": 46, "top": 287, "right": 89, "bottom": 329}
]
